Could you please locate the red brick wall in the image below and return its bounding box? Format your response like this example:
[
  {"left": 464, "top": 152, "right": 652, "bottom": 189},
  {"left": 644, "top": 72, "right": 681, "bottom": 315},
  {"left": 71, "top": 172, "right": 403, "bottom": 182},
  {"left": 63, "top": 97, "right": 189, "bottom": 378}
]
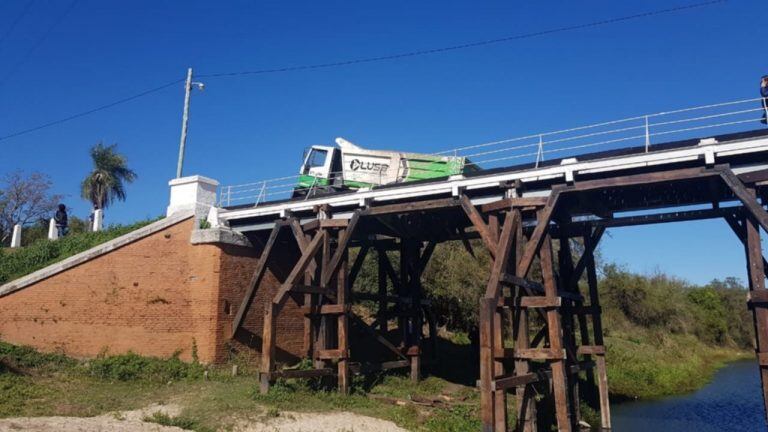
[{"left": 0, "top": 218, "right": 305, "bottom": 364}]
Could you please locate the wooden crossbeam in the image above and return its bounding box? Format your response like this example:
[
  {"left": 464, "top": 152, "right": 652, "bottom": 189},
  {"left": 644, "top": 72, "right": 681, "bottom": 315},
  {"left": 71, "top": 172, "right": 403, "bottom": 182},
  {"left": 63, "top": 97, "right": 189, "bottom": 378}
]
[
  {"left": 350, "top": 314, "right": 408, "bottom": 360},
  {"left": 273, "top": 232, "right": 326, "bottom": 307},
  {"left": 300, "top": 304, "right": 348, "bottom": 315},
  {"left": 517, "top": 190, "right": 561, "bottom": 278},
  {"left": 231, "top": 222, "right": 283, "bottom": 338},
  {"left": 460, "top": 194, "right": 498, "bottom": 257},
  {"left": 481, "top": 197, "right": 548, "bottom": 213},
  {"left": 569, "top": 226, "right": 605, "bottom": 287},
  {"left": 515, "top": 348, "right": 566, "bottom": 360},
  {"left": 321, "top": 211, "right": 360, "bottom": 287},
  {"left": 362, "top": 197, "right": 459, "bottom": 216},
  {"left": 518, "top": 296, "right": 562, "bottom": 308},
  {"left": 291, "top": 284, "right": 336, "bottom": 298},
  {"left": 348, "top": 245, "right": 369, "bottom": 287},
  {"left": 719, "top": 168, "right": 768, "bottom": 233}
]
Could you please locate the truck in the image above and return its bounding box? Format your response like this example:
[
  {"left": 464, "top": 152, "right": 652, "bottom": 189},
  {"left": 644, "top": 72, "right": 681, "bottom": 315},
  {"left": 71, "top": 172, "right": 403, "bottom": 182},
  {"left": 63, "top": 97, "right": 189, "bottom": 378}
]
[{"left": 293, "top": 138, "right": 474, "bottom": 197}]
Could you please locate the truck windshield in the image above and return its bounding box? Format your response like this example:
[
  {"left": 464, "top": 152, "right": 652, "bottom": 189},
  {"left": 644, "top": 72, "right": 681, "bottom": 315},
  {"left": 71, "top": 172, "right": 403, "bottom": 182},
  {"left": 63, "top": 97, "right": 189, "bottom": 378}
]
[{"left": 307, "top": 149, "right": 327, "bottom": 168}]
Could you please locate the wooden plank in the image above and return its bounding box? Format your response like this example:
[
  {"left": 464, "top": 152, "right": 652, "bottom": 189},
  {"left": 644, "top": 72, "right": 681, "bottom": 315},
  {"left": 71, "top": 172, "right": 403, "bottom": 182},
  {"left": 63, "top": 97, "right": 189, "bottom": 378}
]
[
  {"left": 232, "top": 223, "right": 282, "bottom": 338},
  {"left": 317, "top": 349, "right": 348, "bottom": 359},
  {"left": 337, "top": 246, "right": 350, "bottom": 394},
  {"left": 492, "top": 372, "right": 539, "bottom": 391},
  {"left": 273, "top": 368, "right": 336, "bottom": 379},
  {"left": 519, "top": 296, "right": 561, "bottom": 308},
  {"left": 514, "top": 348, "right": 566, "bottom": 360},
  {"left": 460, "top": 194, "right": 498, "bottom": 258},
  {"left": 300, "top": 304, "right": 348, "bottom": 315},
  {"left": 479, "top": 298, "right": 497, "bottom": 431},
  {"left": 292, "top": 284, "right": 336, "bottom": 297},
  {"left": 362, "top": 197, "right": 459, "bottom": 216},
  {"left": 584, "top": 232, "right": 611, "bottom": 430},
  {"left": 320, "top": 219, "right": 349, "bottom": 228},
  {"left": 481, "top": 197, "right": 548, "bottom": 213},
  {"left": 500, "top": 274, "right": 543, "bottom": 292}
]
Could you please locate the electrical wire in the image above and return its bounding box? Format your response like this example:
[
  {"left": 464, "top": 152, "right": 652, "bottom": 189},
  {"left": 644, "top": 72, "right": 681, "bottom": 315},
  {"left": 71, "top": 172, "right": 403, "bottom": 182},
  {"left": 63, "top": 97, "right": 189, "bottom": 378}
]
[
  {"left": 0, "top": 0, "right": 78, "bottom": 87},
  {"left": 0, "top": 0, "right": 726, "bottom": 142},
  {"left": 197, "top": 0, "right": 726, "bottom": 79},
  {"left": 0, "top": 78, "right": 184, "bottom": 142},
  {"left": 0, "top": 0, "right": 36, "bottom": 50}
]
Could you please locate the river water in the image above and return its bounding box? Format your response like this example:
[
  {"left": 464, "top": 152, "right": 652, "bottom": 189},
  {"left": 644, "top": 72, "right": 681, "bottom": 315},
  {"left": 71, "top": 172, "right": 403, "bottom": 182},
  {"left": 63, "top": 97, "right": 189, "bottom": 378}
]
[{"left": 611, "top": 360, "right": 765, "bottom": 431}]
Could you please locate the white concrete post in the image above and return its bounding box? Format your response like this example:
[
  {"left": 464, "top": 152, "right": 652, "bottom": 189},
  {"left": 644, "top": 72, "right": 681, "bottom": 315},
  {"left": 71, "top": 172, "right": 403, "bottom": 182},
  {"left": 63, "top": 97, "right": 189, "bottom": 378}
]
[
  {"left": 167, "top": 175, "right": 219, "bottom": 221},
  {"left": 10, "top": 224, "right": 21, "bottom": 248},
  {"left": 92, "top": 209, "right": 103, "bottom": 232},
  {"left": 48, "top": 218, "right": 58, "bottom": 240}
]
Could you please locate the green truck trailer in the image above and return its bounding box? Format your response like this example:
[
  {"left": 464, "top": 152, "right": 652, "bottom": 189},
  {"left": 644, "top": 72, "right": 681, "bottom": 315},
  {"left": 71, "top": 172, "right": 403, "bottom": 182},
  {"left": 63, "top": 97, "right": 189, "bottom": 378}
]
[{"left": 293, "top": 138, "right": 474, "bottom": 197}]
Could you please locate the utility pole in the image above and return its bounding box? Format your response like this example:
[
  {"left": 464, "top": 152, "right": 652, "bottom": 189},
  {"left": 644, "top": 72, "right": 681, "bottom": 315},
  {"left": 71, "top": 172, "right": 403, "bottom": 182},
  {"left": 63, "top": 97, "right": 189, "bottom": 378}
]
[{"left": 176, "top": 67, "right": 204, "bottom": 178}]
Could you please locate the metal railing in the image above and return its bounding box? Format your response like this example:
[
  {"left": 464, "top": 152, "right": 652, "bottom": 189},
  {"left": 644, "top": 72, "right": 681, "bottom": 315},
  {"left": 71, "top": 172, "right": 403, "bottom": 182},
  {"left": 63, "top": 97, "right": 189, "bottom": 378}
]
[{"left": 219, "top": 97, "right": 768, "bottom": 207}]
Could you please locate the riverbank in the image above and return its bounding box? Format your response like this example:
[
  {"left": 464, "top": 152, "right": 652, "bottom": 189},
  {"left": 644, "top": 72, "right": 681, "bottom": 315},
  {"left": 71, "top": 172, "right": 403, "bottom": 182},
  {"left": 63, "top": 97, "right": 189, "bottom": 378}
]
[{"left": 605, "top": 329, "right": 751, "bottom": 400}]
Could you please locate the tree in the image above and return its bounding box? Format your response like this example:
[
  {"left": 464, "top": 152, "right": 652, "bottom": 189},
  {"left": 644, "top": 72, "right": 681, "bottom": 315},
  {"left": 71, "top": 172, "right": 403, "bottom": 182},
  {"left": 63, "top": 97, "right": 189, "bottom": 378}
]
[
  {"left": 80, "top": 142, "right": 137, "bottom": 211},
  {"left": 0, "top": 171, "right": 62, "bottom": 244}
]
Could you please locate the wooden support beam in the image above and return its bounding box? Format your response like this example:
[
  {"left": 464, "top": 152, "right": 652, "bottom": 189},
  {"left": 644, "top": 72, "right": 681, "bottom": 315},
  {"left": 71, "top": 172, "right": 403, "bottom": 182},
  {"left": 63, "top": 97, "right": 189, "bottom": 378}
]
[
  {"left": 232, "top": 223, "right": 283, "bottom": 338},
  {"left": 742, "top": 188, "right": 768, "bottom": 423},
  {"left": 584, "top": 231, "right": 611, "bottom": 430},
  {"left": 348, "top": 245, "right": 369, "bottom": 287},
  {"left": 460, "top": 194, "right": 498, "bottom": 258},
  {"left": 540, "top": 236, "right": 572, "bottom": 432},
  {"left": 719, "top": 168, "right": 768, "bottom": 234},
  {"left": 350, "top": 314, "right": 407, "bottom": 360},
  {"left": 362, "top": 197, "right": 460, "bottom": 216},
  {"left": 480, "top": 197, "right": 547, "bottom": 213},
  {"left": 273, "top": 232, "right": 326, "bottom": 307},
  {"left": 517, "top": 190, "right": 561, "bottom": 278},
  {"left": 514, "top": 348, "right": 566, "bottom": 360},
  {"left": 724, "top": 212, "right": 768, "bottom": 275},
  {"left": 291, "top": 284, "right": 336, "bottom": 298},
  {"left": 569, "top": 226, "right": 605, "bottom": 287},
  {"left": 518, "top": 296, "right": 562, "bottom": 308},
  {"left": 272, "top": 368, "right": 336, "bottom": 379},
  {"left": 316, "top": 349, "right": 349, "bottom": 359},
  {"left": 300, "top": 304, "right": 349, "bottom": 315},
  {"left": 321, "top": 211, "right": 360, "bottom": 287}
]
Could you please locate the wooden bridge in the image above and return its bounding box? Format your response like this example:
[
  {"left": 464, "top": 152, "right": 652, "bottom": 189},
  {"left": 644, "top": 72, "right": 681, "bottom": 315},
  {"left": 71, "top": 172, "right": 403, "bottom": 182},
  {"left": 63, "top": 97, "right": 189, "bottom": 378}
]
[{"left": 213, "top": 128, "right": 768, "bottom": 431}]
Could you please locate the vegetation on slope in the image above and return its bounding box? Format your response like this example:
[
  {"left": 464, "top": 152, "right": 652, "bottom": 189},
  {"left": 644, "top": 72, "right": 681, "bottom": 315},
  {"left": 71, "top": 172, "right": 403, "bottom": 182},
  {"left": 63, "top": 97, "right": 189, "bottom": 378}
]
[{"left": 0, "top": 219, "right": 157, "bottom": 285}]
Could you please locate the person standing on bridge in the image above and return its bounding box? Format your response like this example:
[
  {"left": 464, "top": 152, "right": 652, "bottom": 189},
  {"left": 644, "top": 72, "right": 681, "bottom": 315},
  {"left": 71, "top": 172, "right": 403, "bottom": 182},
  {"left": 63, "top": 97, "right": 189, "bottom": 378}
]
[
  {"left": 54, "top": 204, "right": 69, "bottom": 237},
  {"left": 761, "top": 75, "right": 768, "bottom": 125}
]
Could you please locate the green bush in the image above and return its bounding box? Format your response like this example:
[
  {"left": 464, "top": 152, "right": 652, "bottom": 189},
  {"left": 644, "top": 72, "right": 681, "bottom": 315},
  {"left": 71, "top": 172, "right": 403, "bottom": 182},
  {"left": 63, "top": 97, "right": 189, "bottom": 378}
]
[
  {"left": 0, "top": 341, "right": 76, "bottom": 372},
  {"left": 88, "top": 351, "right": 204, "bottom": 382},
  {"left": 0, "top": 218, "right": 157, "bottom": 284}
]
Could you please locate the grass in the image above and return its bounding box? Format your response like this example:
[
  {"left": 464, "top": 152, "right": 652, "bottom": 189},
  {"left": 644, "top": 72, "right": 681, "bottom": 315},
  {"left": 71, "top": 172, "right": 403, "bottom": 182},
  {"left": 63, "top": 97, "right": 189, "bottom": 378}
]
[
  {"left": 605, "top": 328, "right": 750, "bottom": 399},
  {"left": 0, "top": 340, "right": 483, "bottom": 431},
  {"left": 0, "top": 218, "right": 158, "bottom": 284}
]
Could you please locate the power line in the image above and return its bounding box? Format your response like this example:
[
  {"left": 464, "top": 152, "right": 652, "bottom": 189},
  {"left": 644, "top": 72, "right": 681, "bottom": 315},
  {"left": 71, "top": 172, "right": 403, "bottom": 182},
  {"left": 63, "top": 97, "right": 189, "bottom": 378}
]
[
  {"left": 0, "top": 0, "right": 726, "bottom": 142},
  {"left": 0, "top": 0, "right": 36, "bottom": 50},
  {"left": 0, "top": 78, "right": 184, "bottom": 142},
  {"left": 197, "top": 0, "right": 726, "bottom": 79},
  {"left": 0, "top": 0, "right": 78, "bottom": 87}
]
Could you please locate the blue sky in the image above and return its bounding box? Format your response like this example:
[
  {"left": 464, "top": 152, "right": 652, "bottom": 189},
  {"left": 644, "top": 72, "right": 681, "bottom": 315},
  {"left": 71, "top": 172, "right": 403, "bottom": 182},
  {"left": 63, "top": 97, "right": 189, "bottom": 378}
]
[{"left": 1, "top": 0, "right": 766, "bottom": 284}]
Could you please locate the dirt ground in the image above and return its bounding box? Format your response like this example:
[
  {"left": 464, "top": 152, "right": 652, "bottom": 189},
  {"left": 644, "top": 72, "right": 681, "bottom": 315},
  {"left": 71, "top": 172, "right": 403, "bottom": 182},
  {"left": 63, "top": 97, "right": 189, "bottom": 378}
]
[{"left": 0, "top": 403, "right": 408, "bottom": 432}]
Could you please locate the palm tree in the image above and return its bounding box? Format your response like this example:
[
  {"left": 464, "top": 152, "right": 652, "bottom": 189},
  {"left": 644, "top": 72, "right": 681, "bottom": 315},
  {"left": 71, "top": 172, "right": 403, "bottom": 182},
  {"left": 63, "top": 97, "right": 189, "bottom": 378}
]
[{"left": 81, "top": 142, "right": 137, "bottom": 211}]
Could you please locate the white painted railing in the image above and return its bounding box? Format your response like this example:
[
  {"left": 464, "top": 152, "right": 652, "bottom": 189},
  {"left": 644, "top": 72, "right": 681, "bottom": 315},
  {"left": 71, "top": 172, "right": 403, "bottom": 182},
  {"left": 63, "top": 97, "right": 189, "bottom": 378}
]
[{"left": 219, "top": 97, "right": 768, "bottom": 207}]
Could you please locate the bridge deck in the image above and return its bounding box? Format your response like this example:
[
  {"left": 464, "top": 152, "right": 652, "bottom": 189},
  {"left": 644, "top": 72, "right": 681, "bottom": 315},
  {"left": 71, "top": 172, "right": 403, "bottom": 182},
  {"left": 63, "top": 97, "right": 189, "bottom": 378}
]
[{"left": 219, "top": 128, "right": 768, "bottom": 234}]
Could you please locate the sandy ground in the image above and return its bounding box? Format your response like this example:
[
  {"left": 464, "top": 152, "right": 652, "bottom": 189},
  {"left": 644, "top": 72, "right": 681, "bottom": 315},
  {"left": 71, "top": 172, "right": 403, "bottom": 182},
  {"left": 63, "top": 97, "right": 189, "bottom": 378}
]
[{"left": 0, "top": 404, "right": 407, "bottom": 432}]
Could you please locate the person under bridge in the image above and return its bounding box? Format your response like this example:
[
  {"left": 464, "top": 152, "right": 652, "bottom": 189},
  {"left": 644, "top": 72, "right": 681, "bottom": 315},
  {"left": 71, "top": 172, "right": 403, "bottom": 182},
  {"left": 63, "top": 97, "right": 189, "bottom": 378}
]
[{"left": 761, "top": 75, "right": 768, "bottom": 125}]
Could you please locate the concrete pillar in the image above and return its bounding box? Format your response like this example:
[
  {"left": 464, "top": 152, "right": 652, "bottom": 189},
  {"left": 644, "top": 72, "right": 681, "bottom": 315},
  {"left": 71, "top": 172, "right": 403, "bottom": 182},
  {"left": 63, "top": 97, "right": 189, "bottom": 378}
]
[
  {"left": 167, "top": 175, "right": 219, "bottom": 221},
  {"left": 10, "top": 224, "right": 21, "bottom": 248},
  {"left": 92, "top": 209, "right": 103, "bottom": 232},
  {"left": 48, "top": 218, "right": 58, "bottom": 240}
]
